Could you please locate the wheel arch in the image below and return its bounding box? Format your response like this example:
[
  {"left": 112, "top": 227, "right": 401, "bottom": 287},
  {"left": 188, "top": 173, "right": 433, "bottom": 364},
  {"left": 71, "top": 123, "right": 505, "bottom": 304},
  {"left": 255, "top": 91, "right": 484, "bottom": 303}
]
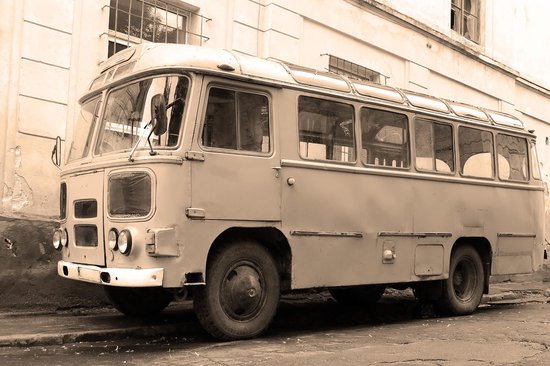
[
  {"left": 452, "top": 236, "right": 492, "bottom": 294},
  {"left": 206, "top": 226, "right": 292, "bottom": 292}
]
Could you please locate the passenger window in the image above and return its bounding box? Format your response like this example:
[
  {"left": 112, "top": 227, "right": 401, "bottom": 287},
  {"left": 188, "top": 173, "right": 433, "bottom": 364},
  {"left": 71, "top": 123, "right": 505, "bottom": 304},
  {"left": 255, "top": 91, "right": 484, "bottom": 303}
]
[
  {"left": 298, "top": 96, "right": 355, "bottom": 162},
  {"left": 496, "top": 134, "right": 528, "bottom": 181},
  {"left": 459, "top": 127, "right": 494, "bottom": 178},
  {"left": 361, "top": 107, "right": 409, "bottom": 168},
  {"left": 201, "top": 88, "right": 270, "bottom": 153},
  {"left": 415, "top": 120, "right": 453, "bottom": 173}
]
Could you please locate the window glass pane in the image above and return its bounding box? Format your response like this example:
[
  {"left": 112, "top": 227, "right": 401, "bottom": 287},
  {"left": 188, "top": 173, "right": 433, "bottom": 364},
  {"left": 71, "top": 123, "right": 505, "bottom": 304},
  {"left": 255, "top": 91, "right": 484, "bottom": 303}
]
[
  {"left": 298, "top": 97, "right": 355, "bottom": 162},
  {"left": 202, "top": 88, "right": 237, "bottom": 149},
  {"left": 463, "top": 13, "right": 479, "bottom": 42},
  {"left": 202, "top": 88, "right": 270, "bottom": 153},
  {"left": 459, "top": 127, "right": 494, "bottom": 178},
  {"left": 497, "top": 134, "right": 528, "bottom": 181},
  {"left": 97, "top": 76, "right": 188, "bottom": 154},
  {"left": 361, "top": 107, "right": 409, "bottom": 168},
  {"left": 415, "top": 120, "right": 453, "bottom": 173},
  {"left": 415, "top": 120, "right": 434, "bottom": 170},
  {"left": 68, "top": 97, "right": 101, "bottom": 162},
  {"left": 238, "top": 93, "right": 270, "bottom": 152},
  {"left": 434, "top": 123, "right": 454, "bottom": 172},
  {"left": 129, "top": 14, "right": 142, "bottom": 38}
]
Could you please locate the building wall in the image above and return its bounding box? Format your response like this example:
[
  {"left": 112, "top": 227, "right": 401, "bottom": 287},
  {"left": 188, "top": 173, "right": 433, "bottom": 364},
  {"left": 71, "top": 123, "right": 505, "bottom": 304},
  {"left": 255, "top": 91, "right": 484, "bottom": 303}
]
[{"left": 1, "top": 0, "right": 549, "bottom": 234}]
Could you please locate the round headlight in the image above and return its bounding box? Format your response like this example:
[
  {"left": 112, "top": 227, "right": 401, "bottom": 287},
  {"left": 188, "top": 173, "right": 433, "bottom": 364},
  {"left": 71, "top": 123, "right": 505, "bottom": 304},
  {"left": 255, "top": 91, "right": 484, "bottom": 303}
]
[
  {"left": 108, "top": 229, "right": 118, "bottom": 250},
  {"left": 61, "top": 228, "right": 69, "bottom": 247},
  {"left": 118, "top": 230, "right": 132, "bottom": 255},
  {"left": 53, "top": 230, "right": 62, "bottom": 250}
]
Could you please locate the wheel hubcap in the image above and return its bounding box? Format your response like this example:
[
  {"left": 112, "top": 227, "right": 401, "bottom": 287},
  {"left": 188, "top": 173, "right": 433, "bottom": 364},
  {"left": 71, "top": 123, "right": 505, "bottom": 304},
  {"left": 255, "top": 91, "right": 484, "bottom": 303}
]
[
  {"left": 453, "top": 259, "right": 476, "bottom": 301},
  {"left": 220, "top": 262, "right": 265, "bottom": 320}
]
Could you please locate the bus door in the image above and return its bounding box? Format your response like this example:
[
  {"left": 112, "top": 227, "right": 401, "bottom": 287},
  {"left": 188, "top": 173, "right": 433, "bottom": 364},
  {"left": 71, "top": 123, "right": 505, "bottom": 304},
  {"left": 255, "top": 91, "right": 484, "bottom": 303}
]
[{"left": 188, "top": 81, "right": 281, "bottom": 222}]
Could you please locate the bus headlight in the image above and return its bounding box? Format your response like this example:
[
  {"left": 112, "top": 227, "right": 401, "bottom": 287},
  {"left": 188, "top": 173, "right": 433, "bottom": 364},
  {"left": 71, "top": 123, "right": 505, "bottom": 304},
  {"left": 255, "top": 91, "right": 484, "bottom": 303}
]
[
  {"left": 108, "top": 228, "right": 118, "bottom": 250},
  {"left": 61, "top": 228, "right": 69, "bottom": 247},
  {"left": 118, "top": 229, "right": 132, "bottom": 255},
  {"left": 53, "top": 230, "right": 62, "bottom": 250},
  {"left": 53, "top": 229, "right": 69, "bottom": 250}
]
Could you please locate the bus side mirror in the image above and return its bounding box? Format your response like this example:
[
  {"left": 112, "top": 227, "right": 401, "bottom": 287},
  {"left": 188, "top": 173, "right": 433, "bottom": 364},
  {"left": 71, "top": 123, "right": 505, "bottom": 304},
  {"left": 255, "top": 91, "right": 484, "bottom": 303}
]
[
  {"left": 51, "top": 136, "right": 62, "bottom": 167},
  {"left": 150, "top": 94, "right": 167, "bottom": 136}
]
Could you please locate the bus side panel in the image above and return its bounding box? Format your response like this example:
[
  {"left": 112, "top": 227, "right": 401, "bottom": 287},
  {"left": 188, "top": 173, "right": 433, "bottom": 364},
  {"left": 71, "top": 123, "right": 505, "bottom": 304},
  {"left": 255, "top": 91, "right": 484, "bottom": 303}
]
[{"left": 283, "top": 166, "right": 542, "bottom": 289}]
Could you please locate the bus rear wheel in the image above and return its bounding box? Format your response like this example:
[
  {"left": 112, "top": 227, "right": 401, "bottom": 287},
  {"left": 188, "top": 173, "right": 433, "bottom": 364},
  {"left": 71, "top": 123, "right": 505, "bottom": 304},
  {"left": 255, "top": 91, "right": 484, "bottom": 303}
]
[
  {"left": 104, "top": 286, "right": 173, "bottom": 316},
  {"left": 194, "top": 240, "right": 280, "bottom": 340},
  {"left": 437, "top": 245, "right": 484, "bottom": 315}
]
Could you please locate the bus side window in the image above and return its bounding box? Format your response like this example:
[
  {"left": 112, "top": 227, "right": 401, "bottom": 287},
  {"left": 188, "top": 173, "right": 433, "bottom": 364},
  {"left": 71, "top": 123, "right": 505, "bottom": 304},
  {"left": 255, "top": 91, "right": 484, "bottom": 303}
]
[
  {"left": 201, "top": 87, "right": 270, "bottom": 153},
  {"left": 360, "top": 107, "right": 409, "bottom": 168},
  {"left": 459, "top": 126, "right": 494, "bottom": 178},
  {"left": 298, "top": 96, "right": 355, "bottom": 162},
  {"left": 496, "top": 134, "right": 528, "bottom": 181},
  {"left": 415, "top": 119, "right": 454, "bottom": 173}
]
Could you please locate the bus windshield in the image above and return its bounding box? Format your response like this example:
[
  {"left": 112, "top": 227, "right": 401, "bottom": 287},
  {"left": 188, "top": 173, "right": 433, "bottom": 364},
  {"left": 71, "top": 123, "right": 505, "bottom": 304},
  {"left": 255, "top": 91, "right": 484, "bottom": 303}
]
[{"left": 95, "top": 75, "right": 188, "bottom": 155}]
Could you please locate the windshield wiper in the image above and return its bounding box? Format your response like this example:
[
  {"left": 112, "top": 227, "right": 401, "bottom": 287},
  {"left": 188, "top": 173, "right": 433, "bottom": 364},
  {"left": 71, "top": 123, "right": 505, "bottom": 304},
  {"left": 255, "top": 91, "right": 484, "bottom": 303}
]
[{"left": 128, "top": 119, "right": 155, "bottom": 162}]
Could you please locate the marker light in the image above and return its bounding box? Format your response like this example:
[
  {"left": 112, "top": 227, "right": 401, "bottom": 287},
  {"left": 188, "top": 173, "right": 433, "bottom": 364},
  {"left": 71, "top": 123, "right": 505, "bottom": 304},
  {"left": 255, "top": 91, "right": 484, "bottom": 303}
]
[
  {"left": 118, "top": 230, "right": 132, "bottom": 255},
  {"left": 108, "top": 228, "right": 118, "bottom": 250}
]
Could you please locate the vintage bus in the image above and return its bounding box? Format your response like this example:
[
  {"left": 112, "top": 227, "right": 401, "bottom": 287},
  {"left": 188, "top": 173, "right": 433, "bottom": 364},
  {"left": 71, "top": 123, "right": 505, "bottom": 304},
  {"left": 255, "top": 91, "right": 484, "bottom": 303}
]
[{"left": 53, "top": 44, "right": 545, "bottom": 340}]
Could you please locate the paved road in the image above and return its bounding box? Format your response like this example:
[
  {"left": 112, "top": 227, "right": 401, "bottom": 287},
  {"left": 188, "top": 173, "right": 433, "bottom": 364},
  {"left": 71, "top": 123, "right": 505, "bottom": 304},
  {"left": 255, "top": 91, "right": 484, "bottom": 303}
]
[{"left": 0, "top": 285, "right": 548, "bottom": 365}]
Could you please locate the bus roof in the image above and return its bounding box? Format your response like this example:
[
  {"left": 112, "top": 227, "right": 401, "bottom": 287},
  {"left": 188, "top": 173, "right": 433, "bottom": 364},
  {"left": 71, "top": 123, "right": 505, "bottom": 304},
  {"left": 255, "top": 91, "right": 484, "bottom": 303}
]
[{"left": 89, "top": 43, "right": 527, "bottom": 132}]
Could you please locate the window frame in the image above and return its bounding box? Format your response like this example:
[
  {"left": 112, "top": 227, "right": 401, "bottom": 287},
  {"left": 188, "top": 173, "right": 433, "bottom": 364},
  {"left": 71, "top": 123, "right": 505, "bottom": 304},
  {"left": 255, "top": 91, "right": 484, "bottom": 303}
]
[
  {"left": 359, "top": 105, "right": 411, "bottom": 170},
  {"left": 451, "top": 0, "right": 481, "bottom": 44},
  {"left": 107, "top": 0, "right": 190, "bottom": 58},
  {"left": 199, "top": 83, "right": 273, "bottom": 156},
  {"left": 296, "top": 94, "right": 357, "bottom": 164},
  {"left": 94, "top": 73, "right": 190, "bottom": 156},
  {"left": 413, "top": 117, "right": 455, "bottom": 175},
  {"left": 457, "top": 125, "right": 495, "bottom": 180},
  {"left": 496, "top": 133, "right": 530, "bottom": 183}
]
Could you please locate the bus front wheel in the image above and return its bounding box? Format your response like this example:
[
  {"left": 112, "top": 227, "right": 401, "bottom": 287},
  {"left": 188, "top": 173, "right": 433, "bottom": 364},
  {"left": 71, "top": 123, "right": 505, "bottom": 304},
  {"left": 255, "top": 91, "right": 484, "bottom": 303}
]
[
  {"left": 438, "top": 245, "right": 484, "bottom": 315},
  {"left": 104, "top": 286, "right": 173, "bottom": 316},
  {"left": 194, "top": 240, "right": 280, "bottom": 340}
]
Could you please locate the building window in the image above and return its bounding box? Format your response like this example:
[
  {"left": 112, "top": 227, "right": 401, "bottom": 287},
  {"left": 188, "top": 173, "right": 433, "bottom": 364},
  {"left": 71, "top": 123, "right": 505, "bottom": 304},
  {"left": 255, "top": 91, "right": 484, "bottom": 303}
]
[
  {"left": 108, "top": 0, "right": 189, "bottom": 58},
  {"left": 328, "top": 55, "right": 384, "bottom": 84},
  {"left": 451, "top": 0, "right": 480, "bottom": 43}
]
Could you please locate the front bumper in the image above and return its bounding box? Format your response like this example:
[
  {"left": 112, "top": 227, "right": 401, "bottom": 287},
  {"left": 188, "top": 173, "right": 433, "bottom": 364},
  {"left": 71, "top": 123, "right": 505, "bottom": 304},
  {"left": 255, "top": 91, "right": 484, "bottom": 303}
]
[{"left": 57, "top": 261, "right": 164, "bottom": 287}]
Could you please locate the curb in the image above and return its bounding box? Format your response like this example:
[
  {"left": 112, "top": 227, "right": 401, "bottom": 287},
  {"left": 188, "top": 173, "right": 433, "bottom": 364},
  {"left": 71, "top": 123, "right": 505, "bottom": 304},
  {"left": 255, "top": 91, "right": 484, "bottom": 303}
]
[{"left": 0, "top": 320, "right": 202, "bottom": 348}]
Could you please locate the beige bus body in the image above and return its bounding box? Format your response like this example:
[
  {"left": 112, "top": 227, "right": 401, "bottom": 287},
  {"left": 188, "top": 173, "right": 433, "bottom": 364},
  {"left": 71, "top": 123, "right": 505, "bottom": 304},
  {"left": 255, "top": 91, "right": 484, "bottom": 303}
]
[{"left": 55, "top": 44, "right": 545, "bottom": 339}]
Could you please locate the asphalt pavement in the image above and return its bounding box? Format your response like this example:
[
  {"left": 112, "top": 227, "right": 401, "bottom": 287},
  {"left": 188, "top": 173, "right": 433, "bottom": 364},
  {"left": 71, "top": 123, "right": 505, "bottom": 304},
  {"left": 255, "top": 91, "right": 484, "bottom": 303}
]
[{"left": 0, "top": 279, "right": 548, "bottom": 348}]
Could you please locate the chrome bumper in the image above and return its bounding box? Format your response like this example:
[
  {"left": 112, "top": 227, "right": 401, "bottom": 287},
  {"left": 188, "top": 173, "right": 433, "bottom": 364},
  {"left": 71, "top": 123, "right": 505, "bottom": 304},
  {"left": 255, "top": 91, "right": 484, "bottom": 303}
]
[{"left": 57, "top": 261, "right": 164, "bottom": 287}]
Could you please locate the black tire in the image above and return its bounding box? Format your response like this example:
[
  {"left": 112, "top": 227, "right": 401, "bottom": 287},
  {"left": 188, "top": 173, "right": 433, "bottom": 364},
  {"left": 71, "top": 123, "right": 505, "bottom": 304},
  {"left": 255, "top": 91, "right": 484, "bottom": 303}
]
[
  {"left": 437, "top": 245, "right": 484, "bottom": 315},
  {"left": 330, "top": 285, "right": 386, "bottom": 305},
  {"left": 104, "top": 286, "right": 173, "bottom": 316},
  {"left": 194, "top": 240, "right": 280, "bottom": 340}
]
